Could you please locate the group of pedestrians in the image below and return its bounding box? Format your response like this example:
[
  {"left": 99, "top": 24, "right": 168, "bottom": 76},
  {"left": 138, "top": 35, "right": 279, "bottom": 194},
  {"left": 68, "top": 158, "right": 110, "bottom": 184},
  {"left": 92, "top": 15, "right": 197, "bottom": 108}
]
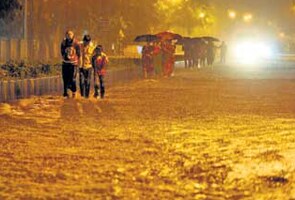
[
  {"left": 141, "top": 40, "right": 176, "bottom": 79},
  {"left": 141, "top": 37, "right": 227, "bottom": 78},
  {"left": 60, "top": 30, "right": 108, "bottom": 99},
  {"left": 60, "top": 30, "right": 227, "bottom": 99},
  {"left": 183, "top": 40, "right": 227, "bottom": 69}
]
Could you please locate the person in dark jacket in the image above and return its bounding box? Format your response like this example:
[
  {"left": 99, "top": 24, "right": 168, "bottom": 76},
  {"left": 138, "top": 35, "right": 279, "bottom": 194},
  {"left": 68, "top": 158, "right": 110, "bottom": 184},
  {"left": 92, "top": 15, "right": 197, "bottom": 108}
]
[
  {"left": 219, "top": 41, "right": 227, "bottom": 64},
  {"left": 183, "top": 43, "right": 193, "bottom": 68},
  {"left": 206, "top": 41, "right": 215, "bottom": 67},
  {"left": 60, "top": 30, "right": 81, "bottom": 98}
]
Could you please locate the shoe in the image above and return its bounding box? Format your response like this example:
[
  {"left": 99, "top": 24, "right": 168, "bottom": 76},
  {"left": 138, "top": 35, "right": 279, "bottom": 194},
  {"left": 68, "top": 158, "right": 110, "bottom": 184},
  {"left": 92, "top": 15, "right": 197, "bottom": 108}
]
[
  {"left": 63, "top": 93, "right": 69, "bottom": 99},
  {"left": 93, "top": 94, "right": 99, "bottom": 99}
]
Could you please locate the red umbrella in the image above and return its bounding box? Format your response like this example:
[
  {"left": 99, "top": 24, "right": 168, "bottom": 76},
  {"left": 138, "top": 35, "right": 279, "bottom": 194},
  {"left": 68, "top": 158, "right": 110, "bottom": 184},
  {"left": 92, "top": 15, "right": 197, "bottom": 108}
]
[{"left": 156, "top": 31, "right": 182, "bottom": 40}]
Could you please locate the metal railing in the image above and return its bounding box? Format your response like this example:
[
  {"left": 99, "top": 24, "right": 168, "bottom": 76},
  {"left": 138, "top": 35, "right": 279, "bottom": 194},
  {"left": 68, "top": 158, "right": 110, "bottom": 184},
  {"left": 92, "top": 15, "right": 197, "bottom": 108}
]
[{"left": 0, "top": 66, "right": 141, "bottom": 102}]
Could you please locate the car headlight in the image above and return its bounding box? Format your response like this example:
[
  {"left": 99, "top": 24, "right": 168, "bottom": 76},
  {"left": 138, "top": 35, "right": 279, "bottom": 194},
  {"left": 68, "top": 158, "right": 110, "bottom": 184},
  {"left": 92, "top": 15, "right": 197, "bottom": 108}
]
[{"left": 233, "top": 41, "right": 273, "bottom": 65}]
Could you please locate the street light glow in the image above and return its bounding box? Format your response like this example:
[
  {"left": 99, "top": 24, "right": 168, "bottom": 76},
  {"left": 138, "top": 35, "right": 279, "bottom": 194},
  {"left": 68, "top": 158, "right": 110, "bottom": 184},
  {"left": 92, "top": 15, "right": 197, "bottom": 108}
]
[
  {"left": 243, "top": 13, "right": 253, "bottom": 22},
  {"left": 170, "top": 0, "right": 183, "bottom": 4},
  {"left": 199, "top": 12, "right": 206, "bottom": 18},
  {"left": 279, "top": 32, "right": 285, "bottom": 38},
  {"left": 228, "top": 10, "right": 236, "bottom": 19}
]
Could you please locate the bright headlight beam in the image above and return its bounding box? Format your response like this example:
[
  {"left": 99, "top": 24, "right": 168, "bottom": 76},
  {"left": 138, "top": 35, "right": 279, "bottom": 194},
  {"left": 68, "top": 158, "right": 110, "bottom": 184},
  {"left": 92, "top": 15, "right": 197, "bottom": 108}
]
[{"left": 233, "top": 41, "right": 273, "bottom": 65}]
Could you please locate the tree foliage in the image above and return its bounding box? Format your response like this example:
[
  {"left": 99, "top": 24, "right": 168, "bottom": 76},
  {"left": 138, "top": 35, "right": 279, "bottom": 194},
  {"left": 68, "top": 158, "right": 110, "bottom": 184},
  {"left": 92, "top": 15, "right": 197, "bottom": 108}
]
[
  {"left": 155, "top": 0, "right": 215, "bottom": 36},
  {"left": 0, "top": 0, "right": 22, "bottom": 20},
  {"left": 28, "top": 0, "right": 214, "bottom": 40},
  {"left": 24, "top": 0, "right": 215, "bottom": 54}
]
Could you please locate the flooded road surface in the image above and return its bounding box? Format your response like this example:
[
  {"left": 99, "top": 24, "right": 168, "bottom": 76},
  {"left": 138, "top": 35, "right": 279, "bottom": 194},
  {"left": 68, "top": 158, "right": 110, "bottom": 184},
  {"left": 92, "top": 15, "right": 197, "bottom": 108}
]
[{"left": 1, "top": 66, "right": 295, "bottom": 199}]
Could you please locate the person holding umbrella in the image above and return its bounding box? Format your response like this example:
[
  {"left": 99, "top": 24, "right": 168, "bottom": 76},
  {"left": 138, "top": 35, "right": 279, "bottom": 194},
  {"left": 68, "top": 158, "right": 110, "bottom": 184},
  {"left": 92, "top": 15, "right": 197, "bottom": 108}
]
[
  {"left": 161, "top": 39, "right": 176, "bottom": 77},
  {"left": 134, "top": 34, "right": 157, "bottom": 79},
  {"left": 156, "top": 31, "right": 180, "bottom": 77},
  {"left": 202, "top": 36, "right": 220, "bottom": 68},
  {"left": 219, "top": 41, "right": 227, "bottom": 64},
  {"left": 153, "top": 40, "right": 163, "bottom": 77},
  {"left": 141, "top": 42, "right": 155, "bottom": 79},
  {"left": 207, "top": 40, "right": 215, "bottom": 67}
]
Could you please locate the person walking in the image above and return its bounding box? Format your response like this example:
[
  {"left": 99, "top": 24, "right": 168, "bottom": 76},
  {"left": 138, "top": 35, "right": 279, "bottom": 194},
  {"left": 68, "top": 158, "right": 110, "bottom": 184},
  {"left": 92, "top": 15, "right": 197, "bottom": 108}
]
[
  {"left": 153, "top": 41, "right": 162, "bottom": 77},
  {"left": 207, "top": 41, "right": 215, "bottom": 68},
  {"left": 79, "top": 34, "right": 95, "bottom": 98},
  {"left": 183, "top": 43, "right": 193, "bottom": 68},
  {"left": 141, "top": 42, "right": 154, "bottom": 79},
  {"left": 92, "top": 45, "right": 108, "bottom": 99},
  {"left": 220, "top": 41, "right": 227, "bottom": 64},
  {"left": 60, "top": 30, "right": 81, "bottom": 98},
  {"left": 162, "top": 40, "right": 176, "bottom": 77}
]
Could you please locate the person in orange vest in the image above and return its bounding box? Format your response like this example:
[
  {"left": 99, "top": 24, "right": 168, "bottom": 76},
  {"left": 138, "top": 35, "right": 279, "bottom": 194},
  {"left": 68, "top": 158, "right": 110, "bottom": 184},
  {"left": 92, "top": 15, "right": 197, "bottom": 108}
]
[
  {"left": 79, "top": 34, "right": 95, "bottom": 98},
  {"left": 153, "top": 41, "right": 163, "bottom": 77},
  {"left": 92, "top": 45, "right": 108, "bottom": 99},
  {"left": 161, "top": 40, "right": 176, "bottom": 77},
  {"left": 60, "top": 30, "right": 81, "bottom": 98}
]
